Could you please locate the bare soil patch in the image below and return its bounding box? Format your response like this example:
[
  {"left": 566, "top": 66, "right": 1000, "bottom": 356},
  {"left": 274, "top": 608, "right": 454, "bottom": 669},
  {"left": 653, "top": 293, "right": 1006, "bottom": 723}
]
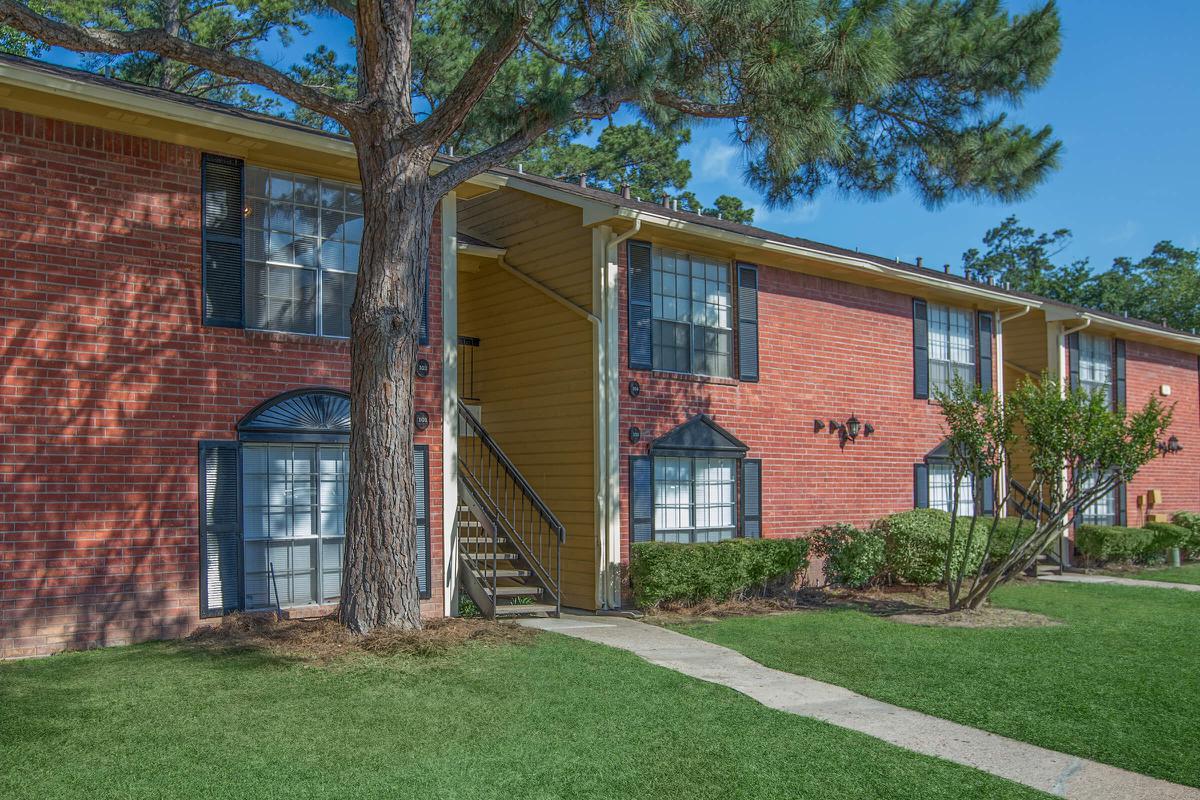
[{"left": 182, "top": 612, "right": 537, "bottom": 663}]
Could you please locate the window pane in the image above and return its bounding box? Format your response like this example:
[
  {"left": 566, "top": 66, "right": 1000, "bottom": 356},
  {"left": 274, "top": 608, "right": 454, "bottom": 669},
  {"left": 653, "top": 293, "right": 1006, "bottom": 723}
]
[
  {"left": 928, "top": 303, "right": 974, "bottom": 394},
  {"left": 654, "top": 457, "right": 692, "bottom": 531},
  {"left": 321, "top": 271, "right": 355, "bottom": 339},
  {"left": 650, "top": 247, "right": 732, "bottom": 376},
  {"left": 928, "top": 461, "right": 974, "bottom": 516}
]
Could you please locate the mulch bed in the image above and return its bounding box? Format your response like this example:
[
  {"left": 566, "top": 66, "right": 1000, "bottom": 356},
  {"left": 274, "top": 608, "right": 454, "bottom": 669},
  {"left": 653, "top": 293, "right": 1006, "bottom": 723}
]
[
  {"left": 645, "top": 583, "right": 1060, "bottom": 629},
  {"left": 182, "top": 612, "right": 538, "bottom": 663}
]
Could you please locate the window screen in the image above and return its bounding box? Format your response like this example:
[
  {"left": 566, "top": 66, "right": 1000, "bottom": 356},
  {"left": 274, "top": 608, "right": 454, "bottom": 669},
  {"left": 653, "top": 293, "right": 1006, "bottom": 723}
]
[
  {"left": 242, "top": 443, "right": 348, "bottom": 609},
  {"left": 1078, "top": 334, "right": 1113, "bottom": 401},
  {"left": 651, "top": 248, "right": 733, "bottom": 377},
  {"left": 653, "top": 456, "right": 737, "bottom": 543},
  {"left": 928, "top": 303, "right": 975, "bottom": 394},
  {"left": 244, "top": 167, "right": 362, "bottom": 337},
  {"left": 928, "top": 460, "right": 975, "bottom": 517}
]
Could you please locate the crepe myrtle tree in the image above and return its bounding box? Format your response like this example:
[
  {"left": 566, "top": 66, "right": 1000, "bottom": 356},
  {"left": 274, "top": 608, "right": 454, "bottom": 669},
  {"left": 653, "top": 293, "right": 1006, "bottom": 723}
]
[
  {"left": 934, "top": 376, "right": 1170, "bottom": 611},
  {"left": 0, "top": 0, "right": 1063, "bottom": 633}
]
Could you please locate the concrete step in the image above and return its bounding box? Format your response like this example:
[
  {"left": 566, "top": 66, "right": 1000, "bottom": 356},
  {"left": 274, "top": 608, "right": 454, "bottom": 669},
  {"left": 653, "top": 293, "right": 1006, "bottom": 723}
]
[
  {"left": 494, "top": 603, "right": 556, "bottom": 617},
  {"left": 488, "top": 585, "right": 542, "bottom": 598},
  {"left": 460, "top": 535, "right": 505, "bottom": 545}
]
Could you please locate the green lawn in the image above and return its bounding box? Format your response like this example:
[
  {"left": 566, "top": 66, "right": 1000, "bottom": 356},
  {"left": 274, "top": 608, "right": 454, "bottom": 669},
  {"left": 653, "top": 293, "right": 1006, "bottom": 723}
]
[
  {"left": 0, "top": 632, "right": 1047, "bottom": 799},
  {"left": 1120, "top": 562, "right": 1200, "bottom": 585},
  {"left": 672, "top": 581, "right": 1200, "bottom": 788}
]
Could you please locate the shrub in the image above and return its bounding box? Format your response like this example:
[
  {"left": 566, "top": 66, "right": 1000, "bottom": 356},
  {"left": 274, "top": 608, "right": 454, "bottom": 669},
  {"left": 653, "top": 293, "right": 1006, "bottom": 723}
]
[
  {"left": 1171, "top": 512, "right": 1200, "bottom": 554},
  {"left": 808, "top": 523, "right": 885, "bottom": 588},
  {"left": 629, "top": 538, "right": 810, "bottom": 608},
  {"left": 1075, "top": 525, "right": 1158, "bottom": 564},
  {"left": 1143, "top": 522, "right": 1192, "bottom": 553},
  {"left": 873, "top": 509, "right": 987, "bottom": 585}
]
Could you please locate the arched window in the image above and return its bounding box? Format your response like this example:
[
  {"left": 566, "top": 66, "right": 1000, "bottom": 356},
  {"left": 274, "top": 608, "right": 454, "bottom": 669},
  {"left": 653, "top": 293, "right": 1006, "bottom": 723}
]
[
  {"left": 199, "top": 388, "right": 432, "bottom": 617},
  {"left": 238, "top": 389, "right": 352, "bottom": 610}
]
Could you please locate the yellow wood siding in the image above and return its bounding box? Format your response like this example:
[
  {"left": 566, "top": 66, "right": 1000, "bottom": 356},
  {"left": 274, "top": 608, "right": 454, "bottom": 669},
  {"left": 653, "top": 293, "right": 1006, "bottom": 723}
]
[
  {"left": 458, "top": 190, "right": 597, "bottom": 609},
  {"left": 1002, "top": 311, "right": 1050, "bottom": 500}
]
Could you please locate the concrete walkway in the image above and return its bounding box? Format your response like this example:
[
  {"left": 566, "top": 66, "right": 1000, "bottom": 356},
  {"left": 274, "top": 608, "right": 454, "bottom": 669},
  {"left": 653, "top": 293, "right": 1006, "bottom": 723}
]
[
  {"left": 1039, "top": 573, "right": 1200, "bottom": 592},
  {"left": 521, "top": 613, "right": 1200, "bottom": 800}
]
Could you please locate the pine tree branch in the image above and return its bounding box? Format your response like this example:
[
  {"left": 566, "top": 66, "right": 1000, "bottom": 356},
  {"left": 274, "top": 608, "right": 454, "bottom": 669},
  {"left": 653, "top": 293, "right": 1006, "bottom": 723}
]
[
  {"left": 322, "top": 0, "right": 356, "bottom": 20},
  {"left": 427, "top": 90, "right": 625, "bottom": 198},
  {"left": 413, "top": 2, "right": 535, "bottom": 147},
  {"left": 0, "top": 0, "right": 356, "bottom": 123},
  {"left": 649, "top": 91, "right": 744, "bottom": 119}
]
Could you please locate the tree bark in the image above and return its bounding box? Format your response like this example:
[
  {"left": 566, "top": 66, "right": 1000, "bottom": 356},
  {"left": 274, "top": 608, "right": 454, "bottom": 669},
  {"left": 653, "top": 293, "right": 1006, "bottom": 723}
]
[{"left": 338, "top": 130, "right": 436, "bottom": 634}]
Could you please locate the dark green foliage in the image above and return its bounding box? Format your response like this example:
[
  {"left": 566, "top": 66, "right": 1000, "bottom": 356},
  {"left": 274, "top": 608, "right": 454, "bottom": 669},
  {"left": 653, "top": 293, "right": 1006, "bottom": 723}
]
[
  {"left": 873, "top": 509, "right": 986, "bottom": 585},
  {"left": 964, "top": 218, "right": 1200, "bottom": 332},
  {"left": 1143, "top": 522, "right": 1193, "bottom": 553},
  {"left": 808, "top": 523, "right": 885, "bottom": 588},
  {"left": 629, "top": 538, "right": 809, "bottom": 608},
  {"left": 1076, "top": 525, "right": 1160, "bottom": 564},
  {"left": 981, "top": 516, "right": 1038, "bottom": 559}
]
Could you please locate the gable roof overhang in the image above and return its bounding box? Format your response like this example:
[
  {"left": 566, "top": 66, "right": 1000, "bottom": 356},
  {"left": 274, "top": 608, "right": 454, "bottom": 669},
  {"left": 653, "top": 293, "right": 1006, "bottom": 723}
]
[{"left": 649, "top": 414, "right": 750, "bottom": 459}]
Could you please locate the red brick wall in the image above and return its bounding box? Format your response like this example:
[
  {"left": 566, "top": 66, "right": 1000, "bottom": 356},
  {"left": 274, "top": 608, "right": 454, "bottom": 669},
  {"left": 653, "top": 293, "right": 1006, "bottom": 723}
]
[
  {"left": 617, "top": 245, "right": 995, "bottom": 564},
  {"left": 1093, "top": 340, "right": 1199, "bottom": 524},
  {"left": 0, "top": 110, "right": 445, "bottom": 658}
]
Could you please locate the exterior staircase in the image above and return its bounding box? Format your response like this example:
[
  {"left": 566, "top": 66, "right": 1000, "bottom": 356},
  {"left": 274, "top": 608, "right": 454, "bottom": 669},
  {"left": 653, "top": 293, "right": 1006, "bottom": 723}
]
[
  {"left": 1009, "top": 479, "right": 1066, "bottom": 576},
  {"left": 455, "top": 400, "right": 564, "bottom": 618}
]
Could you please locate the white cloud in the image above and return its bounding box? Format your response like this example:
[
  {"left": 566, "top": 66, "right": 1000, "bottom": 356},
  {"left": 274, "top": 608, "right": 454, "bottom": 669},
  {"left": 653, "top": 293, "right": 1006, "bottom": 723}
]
[
  {"left": 753, "top": 200, "right": 821, "bottom": 229},
  {"left": 697, "top": 142, "right": 739, "bottom": 180}
]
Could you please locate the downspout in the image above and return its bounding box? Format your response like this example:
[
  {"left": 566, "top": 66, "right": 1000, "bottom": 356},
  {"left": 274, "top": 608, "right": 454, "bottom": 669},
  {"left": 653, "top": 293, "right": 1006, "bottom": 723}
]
[
  {"left": 599, "top": 220, "right": 641, "bottom": 609},
  {"left": 994, "top": 305, "right": 1031, "bottom": 517}
]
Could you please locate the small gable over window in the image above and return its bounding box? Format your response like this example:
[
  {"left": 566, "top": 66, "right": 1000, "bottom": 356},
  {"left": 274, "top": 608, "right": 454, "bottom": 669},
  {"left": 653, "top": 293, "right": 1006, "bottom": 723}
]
[
  {"left": 650, "top": 414, "right": 749, "bottom": 459},
  {"left": 238, "top": 388, "right": 351, "bottom": 442}
]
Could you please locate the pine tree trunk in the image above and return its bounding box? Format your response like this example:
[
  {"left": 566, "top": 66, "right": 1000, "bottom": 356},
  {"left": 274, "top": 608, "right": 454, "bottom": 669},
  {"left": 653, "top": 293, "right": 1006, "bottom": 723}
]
[{"left": 338, "top": 136, "right": 436, "bottom": 634}]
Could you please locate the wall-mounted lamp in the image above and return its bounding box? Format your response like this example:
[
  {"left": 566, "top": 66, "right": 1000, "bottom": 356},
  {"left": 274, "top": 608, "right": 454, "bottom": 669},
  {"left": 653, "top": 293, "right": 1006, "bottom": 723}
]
[
  {"left": 816, "top": 414, "right": 876, "bottom": 447},
  {"left": 1159, "top": 435, "right": 1183, "bottom": 455}
]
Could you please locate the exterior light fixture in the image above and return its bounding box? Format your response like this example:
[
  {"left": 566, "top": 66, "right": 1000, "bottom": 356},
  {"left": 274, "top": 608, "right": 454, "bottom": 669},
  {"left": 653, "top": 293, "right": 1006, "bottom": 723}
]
[
  {"left": 414, "top": 411, "right": 430, "bottom": 430},
  {"left": 846, "top": 415, "right": 861, "bottom": 440},
  {"left": 629, "top": 426, "right": 642, "bottom": 444},
  {"left": 1169, "top": 435, "right": 1182, "bottom": 453}
]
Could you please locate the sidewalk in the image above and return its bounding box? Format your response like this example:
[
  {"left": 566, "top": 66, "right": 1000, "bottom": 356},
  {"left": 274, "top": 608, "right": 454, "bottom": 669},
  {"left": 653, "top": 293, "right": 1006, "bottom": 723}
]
[
  {"left": 521, "top": 613, "right": 1200, "bottom": 800},
  {"left": 1038, "top": 573, "right": 1200, "bottom": 591}
]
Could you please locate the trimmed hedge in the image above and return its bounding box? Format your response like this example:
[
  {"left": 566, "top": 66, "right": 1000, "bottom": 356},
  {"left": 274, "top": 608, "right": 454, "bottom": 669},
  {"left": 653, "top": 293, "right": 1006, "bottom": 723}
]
[
  {"left": 1076, "top": 525, "right": 1159, "bottom": 563},
  {"left": 629, "top": 538, "right": 810, "bottom": 608},
  {"left": 808, "top": 523, "right": 885, "bottom": 588},
  {"left": 872, "top": 509, "right": 987, "bottom": 585},
  {"left": 1143, "top": 522, "right": 1192, "bottom": 552}
]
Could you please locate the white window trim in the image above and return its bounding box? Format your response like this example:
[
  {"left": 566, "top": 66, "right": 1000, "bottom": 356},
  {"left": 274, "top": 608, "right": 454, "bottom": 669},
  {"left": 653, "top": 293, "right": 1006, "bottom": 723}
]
[{"left": 649, "top": 246, "right": 735, "bottom": 378}]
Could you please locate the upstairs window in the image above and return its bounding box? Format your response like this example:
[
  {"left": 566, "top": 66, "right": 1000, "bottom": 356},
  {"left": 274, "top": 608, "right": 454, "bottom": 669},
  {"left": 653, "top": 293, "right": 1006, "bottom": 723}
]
[
  {"left": 928, "top": 303, "right": 975, "bottom": 394},
  {"left": 1078, "top": 333, "right": 1113, "bottom": 400},
  {"left": 244, "top": 167, "right": 362, "bottom": 338},
  {"left": 651, "top": 248, "right": 733, "bottom": 377}
]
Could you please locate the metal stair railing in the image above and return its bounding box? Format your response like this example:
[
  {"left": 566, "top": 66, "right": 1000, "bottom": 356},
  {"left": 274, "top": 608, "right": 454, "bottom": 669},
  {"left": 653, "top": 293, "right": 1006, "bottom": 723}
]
[{"left": 456, "top": 400, "right": 564, "bottom": 615}]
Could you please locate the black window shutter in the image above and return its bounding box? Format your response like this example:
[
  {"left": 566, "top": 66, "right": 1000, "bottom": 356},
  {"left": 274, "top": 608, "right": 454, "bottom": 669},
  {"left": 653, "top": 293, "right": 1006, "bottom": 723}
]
[
  {"left": 737, "top": 263, "right": 760, "bottom": 382},
  {"left": 414, "top": 445, "right": 431, "bottom": 598},
  {"left": 201, "top": 154, "right": 245, "bottom": 328},
  {"left": 1114, "top": 339, "right": 1126, "bottom": 408},
  {"left": 420, "top": 261, "right": 429, "bottom": 346},
  {"left": 1067, "top": 332, "right": 1081, "bottom": 391},
  {"left": 199, "top": 441, "right": 242, "bottom": 617},
  {"left": 630, "top": 456, "right": 653, "bottom": 543},
  {"left": 1116, "top": 481, "right": 1128, "bottom": 527},
  {"left": 627, "top": 240, "right": 653, "bottom": 370},
  {"left": 914, "top": 463, "right": 929, "bottom": 508},
  {"left": 741, "top": 459, "right": 762, "bottom": 538},
  {"left": 913, "top": 299, "right": 929, "bottom": 399},
  {"left": 981, "top": 472, "right": 995, "bottom": 516},
  {"left": 977, "top": 312, "right": 994, "bottom": 392}
]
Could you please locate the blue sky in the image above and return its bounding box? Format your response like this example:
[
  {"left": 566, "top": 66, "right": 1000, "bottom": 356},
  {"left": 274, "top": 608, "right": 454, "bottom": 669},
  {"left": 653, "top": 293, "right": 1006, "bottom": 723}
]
[{"left": 44, "top": 1, "right": 1200, "bottom": 273}]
